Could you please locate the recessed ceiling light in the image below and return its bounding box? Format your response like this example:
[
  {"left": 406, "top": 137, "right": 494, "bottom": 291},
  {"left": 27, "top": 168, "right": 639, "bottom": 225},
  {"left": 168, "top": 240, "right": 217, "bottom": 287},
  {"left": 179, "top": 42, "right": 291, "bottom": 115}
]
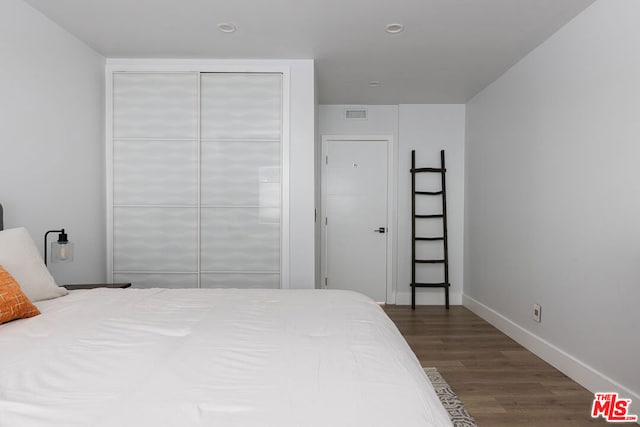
[
  {"left": 385, "top": 23, "right": 404, "bottom": 34},
  {"left": 369, "top": 81, "right": 381, "bottom": 87},
  {"left": 218, "top": 23, "right": 236, "bottom": 33}
]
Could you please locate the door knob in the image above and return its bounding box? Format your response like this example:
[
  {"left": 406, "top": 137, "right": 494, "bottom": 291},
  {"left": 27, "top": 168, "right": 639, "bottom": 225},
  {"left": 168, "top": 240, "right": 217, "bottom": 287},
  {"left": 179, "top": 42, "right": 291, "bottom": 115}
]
[{"left": 374, "top": 227, "right": 386, "bottom": 233}]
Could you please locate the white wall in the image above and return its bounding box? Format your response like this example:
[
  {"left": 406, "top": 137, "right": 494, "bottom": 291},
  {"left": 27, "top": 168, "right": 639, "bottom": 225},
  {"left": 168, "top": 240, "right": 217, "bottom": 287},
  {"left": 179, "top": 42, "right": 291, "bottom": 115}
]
[
  {"left": 314, "top": 69, "right": 321, "bottom": 289},
  {"left": 318, "top": 105, "right": 465, "bottom": 304},
  {"left": 465, "top": 0, "right": 639, "bottom": 402},
  {"left": 288, "top": 60, "right": 316, "bottom": 288},
  {"left": 319, "top": 106, "right": 400, "bottom": 140},
  {"left": 397, "top": 105, "right": 465, "bottom": 305},
  {"left": 0, "top": 0, "right": 106, "bottom": 284}
]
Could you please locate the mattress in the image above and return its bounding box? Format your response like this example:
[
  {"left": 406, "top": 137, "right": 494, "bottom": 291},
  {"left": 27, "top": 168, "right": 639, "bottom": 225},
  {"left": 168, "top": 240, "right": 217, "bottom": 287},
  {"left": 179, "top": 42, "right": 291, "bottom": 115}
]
[{"left": 0, "top": 288, "right": 452, "bottom": 427}]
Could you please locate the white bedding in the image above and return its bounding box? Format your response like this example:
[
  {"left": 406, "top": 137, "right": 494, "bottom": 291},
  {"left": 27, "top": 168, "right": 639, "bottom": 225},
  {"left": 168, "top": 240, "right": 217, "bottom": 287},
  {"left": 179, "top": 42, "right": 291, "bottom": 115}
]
[{"left": 0, "top": 288, "right": 452, "bottom": 427}]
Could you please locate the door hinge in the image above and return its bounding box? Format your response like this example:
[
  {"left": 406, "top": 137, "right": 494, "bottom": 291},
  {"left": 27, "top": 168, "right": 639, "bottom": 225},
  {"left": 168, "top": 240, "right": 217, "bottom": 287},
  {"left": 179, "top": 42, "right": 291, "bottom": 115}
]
[
  {"left": 325, "top": 155, "right": 328, "bottom": 165},
  {"left": 325, "top": 217, "right": 328, "bottom": 225},
  {"left": 325, "top": 277, "right": 328, "bottom": 287}
]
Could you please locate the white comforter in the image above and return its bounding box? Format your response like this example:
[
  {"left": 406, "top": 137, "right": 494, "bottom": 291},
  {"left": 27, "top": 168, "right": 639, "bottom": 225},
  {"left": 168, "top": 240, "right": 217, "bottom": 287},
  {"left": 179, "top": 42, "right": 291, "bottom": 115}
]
[{"left": 0, "top": 288, "right": 452, "bottom": 427}]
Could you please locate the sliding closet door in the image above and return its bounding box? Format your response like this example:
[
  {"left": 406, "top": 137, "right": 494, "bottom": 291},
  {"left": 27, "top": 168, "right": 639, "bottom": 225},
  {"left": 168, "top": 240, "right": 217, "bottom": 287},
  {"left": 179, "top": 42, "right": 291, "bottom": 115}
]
[
  {"left": 112, "top": 73, "right": 199, "bottom": 288},
  {"left": 200, "top": 73, "right": 282, "bottom": 289},
  {"left": 111, "top": 71, "right": 282, "bottom": 289}
]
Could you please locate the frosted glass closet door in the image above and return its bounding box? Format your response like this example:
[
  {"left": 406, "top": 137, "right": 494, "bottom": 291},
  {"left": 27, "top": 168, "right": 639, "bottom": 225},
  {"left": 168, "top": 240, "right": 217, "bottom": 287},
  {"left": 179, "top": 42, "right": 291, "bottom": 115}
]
[
  {"left": 200, "top": 73, "right": 282, "bottom": 288},
  {"left": 112, "top": 73, "right": 199, "bottom": 288}
]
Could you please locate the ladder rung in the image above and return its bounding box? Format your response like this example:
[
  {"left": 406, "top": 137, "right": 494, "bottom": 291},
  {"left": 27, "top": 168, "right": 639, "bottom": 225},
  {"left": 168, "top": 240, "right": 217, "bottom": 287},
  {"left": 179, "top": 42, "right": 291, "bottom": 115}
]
[
  {"left": 415, "top": 214, "right": 443, "bottom": 219},
  {"left": 414, "top": 259, "right": 445, "bottom": 264},
  {"left": 411, "top": 167, "right": 446, "bottom": 173},
  {"left": 411, "top": 282, "right": 450, "bottom": 288},
  {"left": 415, "top": 191, "right": 443, "bottom": 195},
  {"left": 415, "top": 237, "right": 444, "bottom": 241}
]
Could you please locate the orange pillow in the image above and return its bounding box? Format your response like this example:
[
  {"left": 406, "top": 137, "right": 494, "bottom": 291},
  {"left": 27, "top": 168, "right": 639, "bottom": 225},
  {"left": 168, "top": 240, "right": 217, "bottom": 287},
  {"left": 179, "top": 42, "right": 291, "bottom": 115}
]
[{"left": 0, "top": 265, "right": 41, "bottom": 324}]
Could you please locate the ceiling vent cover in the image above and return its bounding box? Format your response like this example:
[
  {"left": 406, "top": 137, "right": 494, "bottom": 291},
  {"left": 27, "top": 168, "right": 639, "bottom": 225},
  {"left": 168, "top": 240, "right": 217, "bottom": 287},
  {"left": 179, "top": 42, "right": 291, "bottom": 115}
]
[{"left": 345, "top": 108, "right": 367, "bottom": 120}]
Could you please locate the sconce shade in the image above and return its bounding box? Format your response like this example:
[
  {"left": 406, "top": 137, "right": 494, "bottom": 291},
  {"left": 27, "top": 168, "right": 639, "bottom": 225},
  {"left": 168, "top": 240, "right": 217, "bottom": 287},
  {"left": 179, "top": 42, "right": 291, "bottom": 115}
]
[{"left": 51, "top": 241, "right": 74, "bottom": 263}]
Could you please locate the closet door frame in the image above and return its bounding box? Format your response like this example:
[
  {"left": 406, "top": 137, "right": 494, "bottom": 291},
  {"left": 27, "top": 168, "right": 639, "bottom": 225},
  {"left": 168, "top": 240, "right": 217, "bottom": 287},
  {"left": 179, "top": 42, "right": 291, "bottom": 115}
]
[{"left": 105, "top": 61, "right": 291, "bottom": 289}]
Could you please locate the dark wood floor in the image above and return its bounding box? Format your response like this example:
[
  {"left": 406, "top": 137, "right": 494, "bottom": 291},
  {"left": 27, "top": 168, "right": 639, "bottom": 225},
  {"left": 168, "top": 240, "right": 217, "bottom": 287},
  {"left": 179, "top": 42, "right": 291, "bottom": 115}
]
[{"left": 383, "top": 305, "right": 609, "bottom": 427}]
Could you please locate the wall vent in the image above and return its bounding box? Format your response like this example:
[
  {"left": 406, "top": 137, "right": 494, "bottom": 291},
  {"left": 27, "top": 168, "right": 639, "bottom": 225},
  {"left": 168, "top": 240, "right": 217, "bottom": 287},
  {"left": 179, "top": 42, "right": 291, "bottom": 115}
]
[{"left": 345, "top": 108, "right": 367, "bottom": 120}]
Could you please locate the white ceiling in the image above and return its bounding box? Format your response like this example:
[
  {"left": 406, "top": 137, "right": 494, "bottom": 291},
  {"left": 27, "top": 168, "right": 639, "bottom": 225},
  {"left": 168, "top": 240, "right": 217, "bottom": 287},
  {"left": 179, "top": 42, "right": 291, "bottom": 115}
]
[{"left": 23, "top": 0, "right": 596, "bottom": 104}]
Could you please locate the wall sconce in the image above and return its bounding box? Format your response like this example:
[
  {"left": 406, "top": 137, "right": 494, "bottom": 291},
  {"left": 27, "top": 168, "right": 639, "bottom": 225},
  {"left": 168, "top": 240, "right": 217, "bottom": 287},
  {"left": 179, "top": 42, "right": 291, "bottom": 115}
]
[{"left": 44, "top": 229, "right": 74, "bottom": 266}]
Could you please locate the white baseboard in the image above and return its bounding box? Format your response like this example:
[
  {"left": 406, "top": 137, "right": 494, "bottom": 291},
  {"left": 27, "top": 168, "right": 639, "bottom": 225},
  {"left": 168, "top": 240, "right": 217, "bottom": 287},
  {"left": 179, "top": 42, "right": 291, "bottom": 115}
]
[
  {"left": 463, "top": 294, "right": 640, "bottom": 407},
  {"left": 394, "top": 290, "right": 462, "bottom": 306}
]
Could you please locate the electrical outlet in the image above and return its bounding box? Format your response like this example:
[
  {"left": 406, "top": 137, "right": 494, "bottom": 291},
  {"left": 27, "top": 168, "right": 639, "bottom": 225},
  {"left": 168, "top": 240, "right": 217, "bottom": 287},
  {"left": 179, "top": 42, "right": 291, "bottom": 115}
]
[{"left": 533, "top": 304, "right": 542, "bottom": 323}]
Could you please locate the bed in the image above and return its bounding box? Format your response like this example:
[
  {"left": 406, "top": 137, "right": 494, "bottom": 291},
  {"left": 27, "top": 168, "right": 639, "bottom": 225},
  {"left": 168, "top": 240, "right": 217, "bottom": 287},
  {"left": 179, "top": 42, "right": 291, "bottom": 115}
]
[{"left": 0, "top": 208, "right": 453, "bottom": 426}]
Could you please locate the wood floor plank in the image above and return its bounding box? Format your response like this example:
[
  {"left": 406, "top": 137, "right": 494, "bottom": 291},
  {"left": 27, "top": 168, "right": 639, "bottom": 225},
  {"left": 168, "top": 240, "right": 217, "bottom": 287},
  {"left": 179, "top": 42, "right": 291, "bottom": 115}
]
[{"left": 383, "top": 305, "right": 610, "bottom": 426}]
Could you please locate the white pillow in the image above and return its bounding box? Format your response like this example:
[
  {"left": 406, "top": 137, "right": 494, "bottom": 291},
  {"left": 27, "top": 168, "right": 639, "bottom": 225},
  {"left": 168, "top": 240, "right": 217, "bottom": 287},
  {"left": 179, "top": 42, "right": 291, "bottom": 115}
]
[{"left": 0, "top": 227, "right": 68, "bottom": 301}]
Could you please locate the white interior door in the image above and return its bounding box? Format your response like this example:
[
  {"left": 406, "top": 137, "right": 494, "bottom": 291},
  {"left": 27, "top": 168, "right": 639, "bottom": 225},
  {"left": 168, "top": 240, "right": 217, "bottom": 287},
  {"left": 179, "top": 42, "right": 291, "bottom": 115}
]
[{"left": 323, "top": 139, "right": 388, "bottom": 301}]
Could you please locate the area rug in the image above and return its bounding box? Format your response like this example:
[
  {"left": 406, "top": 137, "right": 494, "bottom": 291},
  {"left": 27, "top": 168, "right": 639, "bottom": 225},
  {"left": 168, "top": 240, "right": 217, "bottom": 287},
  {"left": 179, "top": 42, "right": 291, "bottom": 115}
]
[{"left": 424, "top": 367, "right": 478, "bottom": 427}]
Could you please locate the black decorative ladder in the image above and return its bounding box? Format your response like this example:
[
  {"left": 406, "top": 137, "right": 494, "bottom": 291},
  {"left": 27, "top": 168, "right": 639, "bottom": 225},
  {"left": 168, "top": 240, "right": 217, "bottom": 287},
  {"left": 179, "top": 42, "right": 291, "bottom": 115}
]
[{"left": 410, "top": 149, "right": 450, "bottom": 309}]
